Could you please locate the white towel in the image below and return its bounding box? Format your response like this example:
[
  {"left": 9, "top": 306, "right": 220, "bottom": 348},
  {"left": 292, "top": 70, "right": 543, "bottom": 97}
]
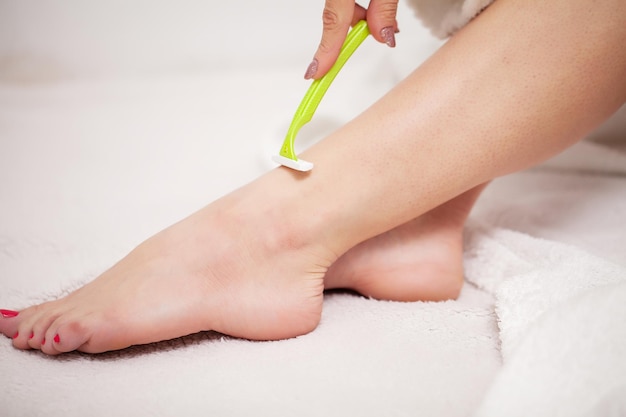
[{"left": 465, "top": 138, "right": 626, "bottom": 416}]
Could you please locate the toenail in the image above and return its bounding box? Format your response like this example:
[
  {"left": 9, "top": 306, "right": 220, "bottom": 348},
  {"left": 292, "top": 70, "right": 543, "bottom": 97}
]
[
  {"left": 53, "top": 334, "right": 60, "bottom": 344},
  {"left": 12, "top": 332, "right": 19, "bottom": 339},
  {"left": 1, "top": 309, "right": 19, "bottom": 318},
  {"left": 29, "top": 332, "right": 34, "bottom": 339}
]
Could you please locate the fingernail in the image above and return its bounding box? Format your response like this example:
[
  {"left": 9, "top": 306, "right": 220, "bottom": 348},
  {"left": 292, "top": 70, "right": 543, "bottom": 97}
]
[
  {"left": 29, "top": 332, "right": 34, "bottom": 339},
  {"left": 304, "top": 58, "right": 318, "bottom": 80},
  {"left": 1, "top": 309, "right": 19, "bottom": 318},
  {"left": 12, "top": 332, "right": 19, "bottom": 339},
  {"left": 381, "top": 26, "right": 396, "bottom": 48},
  {"left": 53, "top": 334, "right": 60, "bottom": 344}
]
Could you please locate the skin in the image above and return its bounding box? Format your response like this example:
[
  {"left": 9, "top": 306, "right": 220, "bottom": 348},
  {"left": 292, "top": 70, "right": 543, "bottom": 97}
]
[{"left": 1, "top": 0, "right": 625, "bottom": 355}]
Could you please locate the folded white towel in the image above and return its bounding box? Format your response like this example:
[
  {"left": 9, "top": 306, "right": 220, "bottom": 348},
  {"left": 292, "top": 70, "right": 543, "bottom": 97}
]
[{"left": 463, "top": 139, "right": 626, "bottom": 416}]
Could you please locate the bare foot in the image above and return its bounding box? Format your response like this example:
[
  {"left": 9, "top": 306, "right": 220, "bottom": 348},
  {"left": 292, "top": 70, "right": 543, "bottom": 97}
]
[
  {"left": 324, "top": 184, "right": 488, "bottom": 302},
  {"left": 0, "top": 165, "right": 486, "bottom": 355},
  {"left": 0, "top": 174, "right": 334, "bottom": 355}
]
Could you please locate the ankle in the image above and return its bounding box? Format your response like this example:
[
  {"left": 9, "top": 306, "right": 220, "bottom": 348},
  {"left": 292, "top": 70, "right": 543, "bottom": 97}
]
[{"left": 218, "top": 171, "right": 341, "bottom": 265}]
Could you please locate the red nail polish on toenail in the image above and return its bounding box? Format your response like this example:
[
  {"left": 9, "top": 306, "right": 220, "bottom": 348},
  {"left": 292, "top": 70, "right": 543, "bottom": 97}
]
[
  {"left": 12, "top": 332, "right": 19, "bottom": 339},
  {"left": 54, "top": 334, "right": 60, "bottom": 344},
  {"left": 29, "top": 332, "right": 34, "bottom": 339},
  {"left": 1, "top": 309, "right": 19, "bottom": 318}
]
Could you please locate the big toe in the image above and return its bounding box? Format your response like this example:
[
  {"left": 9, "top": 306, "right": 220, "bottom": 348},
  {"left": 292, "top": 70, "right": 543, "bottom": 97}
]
[{"left": 0, "top": 309, "right": 21, "bottom": 340}]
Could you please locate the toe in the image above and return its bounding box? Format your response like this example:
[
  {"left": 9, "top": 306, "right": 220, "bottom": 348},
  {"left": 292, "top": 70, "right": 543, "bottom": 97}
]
[
  {"left": 11, "top": 329, "right": 32, "bottom": 350},
  {"left": 27, "top": 313, "right": 62, "bottom": 350},
  {"left": 46, "top": 318, "right": 92, "bottom": 354},
  {"left": 39, "top": 334, "right": 62, "bottom": 355},
  {"left": 0, "top": 309, "right": 21, "bottom": 340},
  {"left": 3, "top": 302, "right": 64, "bottom": 351}
]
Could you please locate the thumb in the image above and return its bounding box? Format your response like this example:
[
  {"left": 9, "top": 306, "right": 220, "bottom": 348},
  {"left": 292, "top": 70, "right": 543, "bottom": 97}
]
[{"left": 366, "top": 0, "right": 399, "bottom": 48}]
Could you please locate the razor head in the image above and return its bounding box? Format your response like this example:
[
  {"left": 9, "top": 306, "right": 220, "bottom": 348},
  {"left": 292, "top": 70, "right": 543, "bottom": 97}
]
[{"left": 272, "top": 154, "right": 314, "bottom": 172}]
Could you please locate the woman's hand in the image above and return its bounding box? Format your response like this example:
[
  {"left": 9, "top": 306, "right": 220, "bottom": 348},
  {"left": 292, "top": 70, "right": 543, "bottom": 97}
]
[{"left": 305, "top": 0, "right": 399, "bottom": 79}]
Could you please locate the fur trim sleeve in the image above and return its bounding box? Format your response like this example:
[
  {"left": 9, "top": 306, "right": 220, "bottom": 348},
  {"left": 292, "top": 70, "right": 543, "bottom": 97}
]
[{"left": 405, "top": 0, "right": 495, "bottom": 38}]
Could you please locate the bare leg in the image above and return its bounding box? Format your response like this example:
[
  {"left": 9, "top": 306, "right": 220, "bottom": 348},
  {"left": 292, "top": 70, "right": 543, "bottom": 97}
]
[
  {"left": 1, "top": 0, "right": 625, "bottom": 354},
  {"left": 325, "top": 183, "right": 488, "bottom": 301}
]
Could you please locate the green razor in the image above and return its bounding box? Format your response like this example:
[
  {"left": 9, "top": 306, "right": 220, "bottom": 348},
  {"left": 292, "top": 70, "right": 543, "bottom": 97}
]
[{"left": 272, "top": 20, "right": 371, "bottom": 172}]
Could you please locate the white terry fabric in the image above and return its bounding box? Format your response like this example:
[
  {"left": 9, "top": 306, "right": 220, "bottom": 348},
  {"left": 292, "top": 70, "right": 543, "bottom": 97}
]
[
  {"left": 405, "top": 0, "right": 496, "bottom": 38},
  {"left": 1, "top": 1, "right": 626, "bottom": 416},
  {"left": 0, "top": 61, "right": 498, "bottom": 417},
  {"left": 465, "top": 138, "right": 626, "bottom": 416}
]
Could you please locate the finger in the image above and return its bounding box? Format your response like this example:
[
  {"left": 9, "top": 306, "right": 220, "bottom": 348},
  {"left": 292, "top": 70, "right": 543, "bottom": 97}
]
[
  {"left": 306, "top": 1, "right": 364, "bottom": 79},
  {"left": 351, "top": 3, "right": 367, "bottom": 25},
  {"left": 366, "top": 0, "right": 400, "bottom": 47}
]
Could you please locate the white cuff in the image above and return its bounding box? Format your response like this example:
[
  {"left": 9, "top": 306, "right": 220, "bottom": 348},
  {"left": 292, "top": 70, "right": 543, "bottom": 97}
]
[{"left": 405, "top": 0, "right": 496, "bottom": 38}]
